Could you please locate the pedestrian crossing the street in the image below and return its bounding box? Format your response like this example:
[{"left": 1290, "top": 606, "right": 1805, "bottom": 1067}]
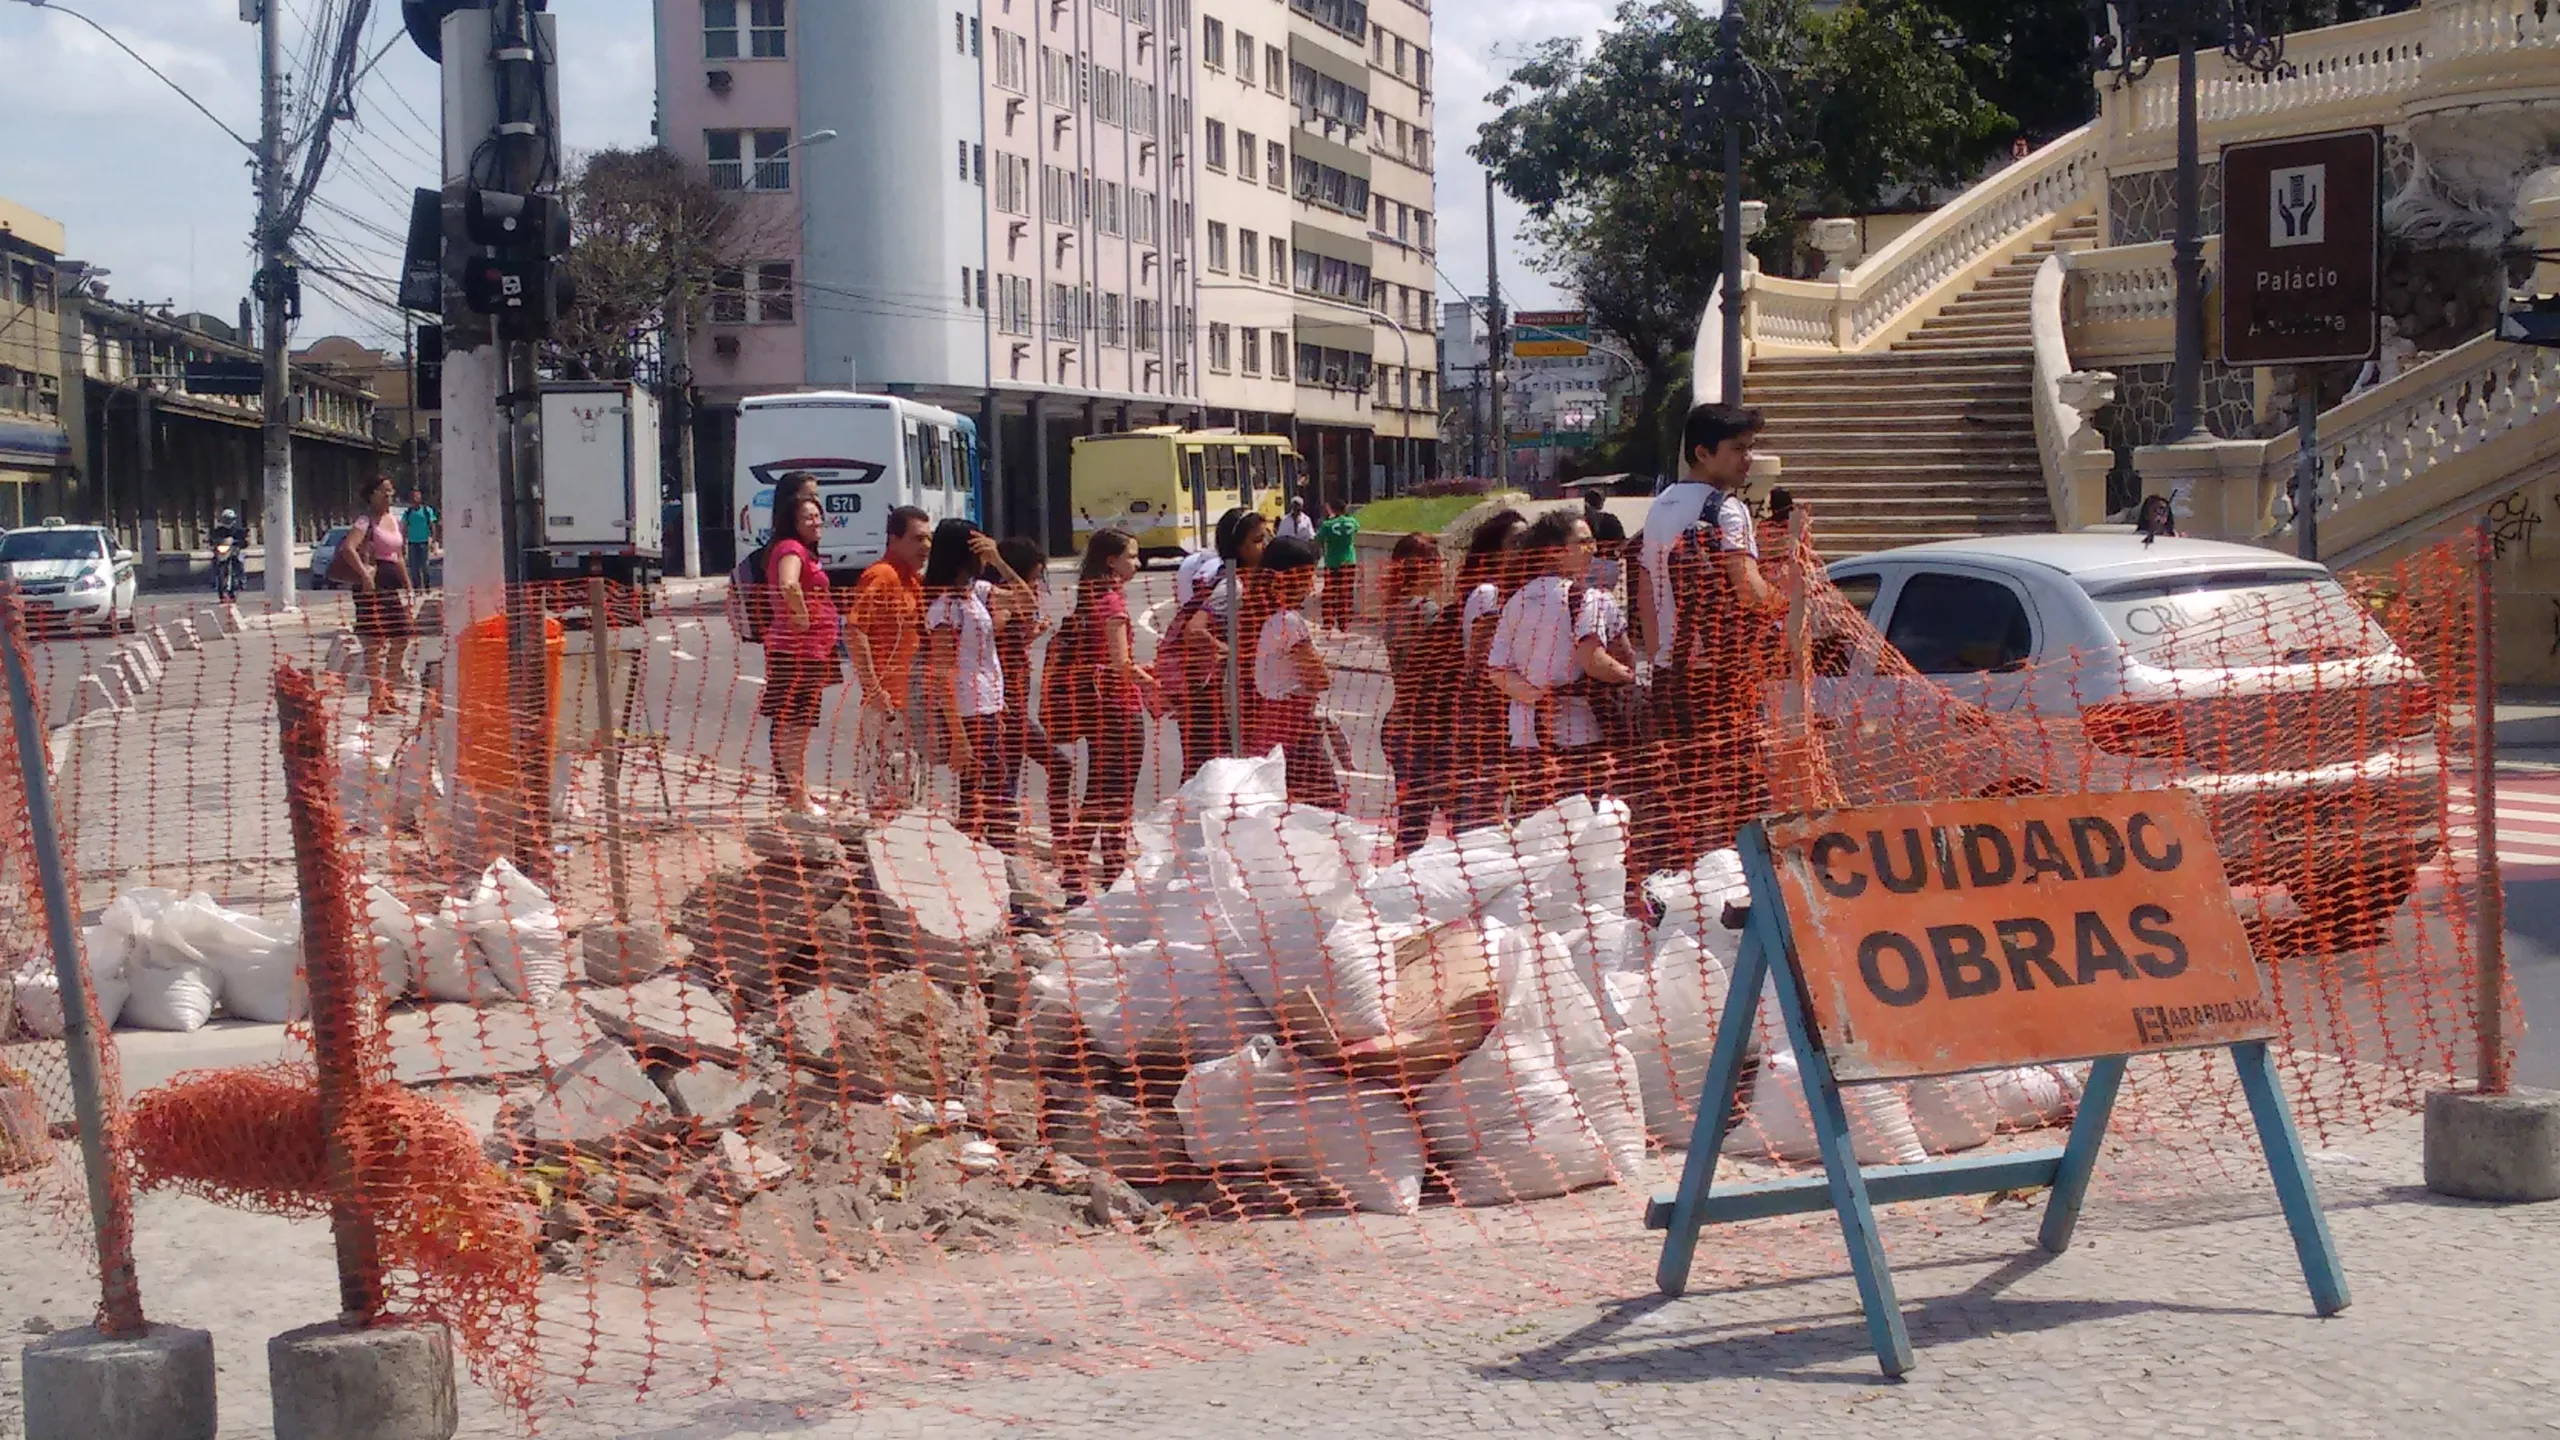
[{"left": 2452, "top": 770, "right": 2560, "bottom": 875}]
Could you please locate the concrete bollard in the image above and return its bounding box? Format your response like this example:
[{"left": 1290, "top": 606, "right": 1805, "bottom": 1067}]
[
  {"left": 77, "top": 673, "right": 124, "bottom": 717},
  {"left": 22, "top": 1324, "right": 218, "bottom": 1440},
  {"left": 2425, "top": 1087, "right": 2560, "bottom": 1202},
  {"left": 127, "top": 641, "right": 163, "bottom": 686},
  {"left": 268, "top": 1321, "right": 457, "bottom": 1440},
  {"left": 191, "top": 606, "right": 226, "bottom": 641},
  {"left": 170, "top": 616, "right": 202, "bottom": 652},
  {"left": 147, "top": 624, "right": 175, "bottom": 662},
  {"left": 113, "top": 652, "right": 149, "bottom": 700},
  {"left": 217, "top": 604, "right": 243, "bottom": 636}
]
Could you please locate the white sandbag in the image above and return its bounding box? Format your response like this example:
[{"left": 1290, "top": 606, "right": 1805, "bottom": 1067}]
[
  {"left": 1524, "top": 796, "right": 1631, "bottom": 930},
  {"left": 13, "top": 920, "right": 131, "bottom": 1039},
  {"left": 1070, "top": 873, "right": 1219, "bottom": 952},
  {"left": 1608, "top": 929, "right": 1742, "bottom": 1146},
  {"left": 1415, "top": 922, "right": 1647, "bottom": 1205},
  {"left": 1906, "top": 1065, "right": 2082, "bottom": 1155},
  {"left": 1175, "top": 1033, "right": 1427, "bottom": 1215},
  {"left": 1053, "top": 934, "right": 1277, "bottom": 1067},
  {"left": 359, "top": 876, "right": 418, "bottom": 1001},
  {"left": 1643, "top": 847, "right": 1750, "bottom": 935},
  {"left": 123, "top": 946, "right": 220, "bottom": 1033},
  {"left": 455, "top": 857, "right": 567, "bottom": 1004},
  {"left": 1204, "top": 804, "right": 1368, "bottom": 1022},
  {"left": 337, "top": 731, "right": 397, "bottom": 836},
  {"left": 1731, "top": 986, "right": 1927, "bottom": 1168},
  {"left": 156, "top": 893, "right": 304, "bottom": 1024},
  {"left": 417, "top": 897, "right": 503, "bottom": 1004}
]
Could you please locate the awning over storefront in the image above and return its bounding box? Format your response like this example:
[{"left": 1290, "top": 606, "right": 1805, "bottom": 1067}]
[{"left": 0, "top": 417, "right": 70, "bottom": 470}]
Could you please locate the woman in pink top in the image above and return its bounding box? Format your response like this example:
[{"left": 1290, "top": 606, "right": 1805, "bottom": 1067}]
[
  {"left": 335, "top": 475, "right": 413, "bottom": 716},
  {"left": 1045, "top": 528, "right": 1157, "bottom": 899},
  {"left": 762, "top": 495, "right": 843, "bottom": 816}
]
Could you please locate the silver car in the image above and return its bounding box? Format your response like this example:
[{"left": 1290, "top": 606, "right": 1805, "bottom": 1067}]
[
  {"left": 0, "top": 523, "right": 139, "bottom": 634},
  {"left": 1810, "top": 534, "right": 2442, "bottom": 933}
]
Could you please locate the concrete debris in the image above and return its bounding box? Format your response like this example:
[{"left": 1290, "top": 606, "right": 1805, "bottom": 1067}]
[
  {"left": 581, "top": 977, "right": 744, "bottom": 1067},
  {"left": 384, "top": 999, "right": 599, "bottom": 1087},
  {"left": 661, "top": 1062, "right": 754, "bottom": 1125},
  {"left": 746, "top": 820, "right": 849, "bottom": 869},
  {"left": 506, "top": 1040, "right": 670, "bottom": 1148},
  {"left": 676, "top": 861, "right": 852, "bottom": 1004},
  {"left": 578, "top": 924, "right": 679, "bottom": 988},
  {"left": 1043, "top": 1092, "right": 1193, "bottom": 1186},
  {"left": 718, "top": 1130, "right": 794, "bottom": 1193},
  {"left": 860, "top": 812, "right": 1007, "bottom": 985},
  {"left": 781, "top": 972, "right": 990, "bottom": 1104}
]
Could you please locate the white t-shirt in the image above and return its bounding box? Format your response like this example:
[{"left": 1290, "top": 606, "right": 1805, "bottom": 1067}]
[
  {"left": 1460, "top": 582, "right": 1504, "bottom": 653},
  {"left": 926, "top": 587, "right": 1005, "bottom": 717},
  {"left": 1254, "top": 609, "right": 1316, "bottom": 702},
  {"left": 1487, "top": 575, "right": 1616, "bottom": 750},
  {"left": 1279, "top": 511, "right": 1317, "bottom": 542},
  {"left": 1175, "top": 550, "right": 1224, "bottom": 607},
  {"left": 1640, "top": 482, "right": 1756, "bottom": 665}
]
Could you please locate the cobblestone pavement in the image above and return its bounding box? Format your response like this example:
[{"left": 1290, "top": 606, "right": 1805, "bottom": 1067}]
[{"left": 4, "top": 1111, "right": 2555, "bottom": 1438}]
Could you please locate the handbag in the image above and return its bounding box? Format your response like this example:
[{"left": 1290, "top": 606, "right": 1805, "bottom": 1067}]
[{"left": 329, "top": 519, "right": 375, "bottom": 589}]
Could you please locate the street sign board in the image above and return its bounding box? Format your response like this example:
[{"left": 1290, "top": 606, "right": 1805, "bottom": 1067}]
[
  {"left": 1758, "top": 789, "right": 2273, "bottom": 1081},
  {"left": 2221, "top": 128, "right": 2382, "bottom": 366},
  {"left": 1512, "top": 309, "right": 1590, "bottom": 359}
]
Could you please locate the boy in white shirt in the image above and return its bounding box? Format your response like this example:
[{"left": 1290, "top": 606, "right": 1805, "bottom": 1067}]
[{"left": 1487, "top": 509, "right": 1636, "bottom": 813}]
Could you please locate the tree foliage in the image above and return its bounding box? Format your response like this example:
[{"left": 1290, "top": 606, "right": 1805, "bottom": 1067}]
[
  {"left": 547, "top": 147, "right": 764, "bottom": 382},
  {"left": 1474, "top": 0, "right": 2009, "bottom": 473}
]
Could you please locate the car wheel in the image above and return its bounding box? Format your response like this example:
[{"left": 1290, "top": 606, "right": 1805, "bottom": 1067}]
[{"left": 2287, "top": 847, "right": 2422, "bottom": 946}]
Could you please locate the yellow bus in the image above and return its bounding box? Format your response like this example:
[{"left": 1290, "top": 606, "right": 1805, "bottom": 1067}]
[{"left": 1069, "top": 427, "right": 1301, "bottom": 560}]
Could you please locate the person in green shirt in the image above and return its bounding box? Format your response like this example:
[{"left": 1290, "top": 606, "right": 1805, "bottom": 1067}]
[
  {"left": 402, "top": 487, "right": 439, "bottom": 591},
  {"left": 1315, "top": 503, "right": 1360, "bottom": 628}
]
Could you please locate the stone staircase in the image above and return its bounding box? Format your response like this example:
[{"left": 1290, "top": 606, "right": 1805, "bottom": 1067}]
[{"left": 1748, "top": 214, "right": 2099, "bottom": 558}]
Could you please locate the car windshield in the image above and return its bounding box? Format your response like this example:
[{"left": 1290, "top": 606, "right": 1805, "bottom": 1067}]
[
  {"left": 2085, "top": 569, "right": 2389, "bottom": 667},
  {"left": 0, "top": 531, "right": 106, "bottom": 563}
]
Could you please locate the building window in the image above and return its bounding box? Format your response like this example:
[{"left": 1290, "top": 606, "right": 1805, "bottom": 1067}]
[
  {"left": 756, "top": 262, "right": 795, "bottom": 322},
  {"left": 704, "top": 0, "right": 738, "bottom": 59},
  {"left": 998, "top": 274, "right": 1033, "bottom": 334},
  {"left": 1293, "top": 248, "right": 1371, "bottom": 303},
  {"left": 1041, "top": 163, "right": 1078, "bottom": 225},
  {"left": 1296, "top": 343, "right": 1372, "bottom": 391},
  {"left": 1203, "top": 119, "right": 1226, "bottom": 172},
  {"left": 1202, "top": 15, "right": 1224, "bottom": 70},
  {"left": 708, "top": 0, "right": 783, "bottom": 58},
  {"left": 1049, "top": 282, "right": 1079, "bottom": 335},
  {"left": 708, "top": 267, "right": 745, "bottom": 323},
  {"left": 993, "top": 29, "right": 1030, "bottom": 92},
  {"left": 1239, "top": 326, "right": 1261, "bottom": 375},
  {"left": 1270, "top": 237, "right": 1287, "bottom": 283},
  {"left": 993, "top": 152, "right": 1032, "bottom": 214},
  {"left": 1134, "top": 297, "right": 1162, "bottom": 352},
  {"left": 1264, "top": 43, "right": 1284, "bottom": 94},
  {"left": 1041, "top": 46, "right": 1076, "bottom": 107},
  {"left": 1206, "top": 221, "right": 1229, "bottom": 272},
  {"left": 707, "top": 129, "right": 793, "bottom": 190},
  {"left": 1289, "top": 61, "right": 1369, "bottom": 134},
  {"left": 1290, "top": 155, "right": 1370, "bottom": 218},
  {"left": 1238, "top": 228, "right": 1260, "bottom": 279},
  {"left": 1236, "top": 31, "right": 1255, "bottom": 85},
  {"left": 1416, "top": 211, "right": 1432, "bottom": 253},
  {"left": 1094, "top": 67, "right": 1124, "bottom": 127},
  {"left": 1415, "top": 48, "right": 1429, "bottom": 93},
  {"left": 749, "top": 0, "right": 785, "bottom": 56},
  {"left": 1265, "top": 139, "right": 1285, "bottom": 189},
  {"left": 1134, "top": 191, "right": 1160, "bottom": 246},
  {"left": 973, "top": 143, "right": 985, "bottom": 183},
  {"left": 1208, "top": 322, "right": 1231, "bottom": 372},
  {"left": 1272, "top": 329, "right": 1290, "bottom": 370},
  {"left": 1101, "top": 292, "right": 1125, "bottom": 347},
  {"left": 1236, "top": 130, "right": 1258, "bottom": 182},
  {"left": 1097, "top": 180, "right": 1124, "bottom": 236},
  {"left": 1289, "top": 0, "right": 1367, "bottom": 44},
  {"left": 1417, "top": 372, "right": 1432, "bottom": 407},
  {"left": 959, "top": 140, "right": 971, "bottom": 180}
]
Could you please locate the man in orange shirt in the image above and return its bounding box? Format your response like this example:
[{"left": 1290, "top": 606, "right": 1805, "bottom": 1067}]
[{"left": 845, "top": 506, "right": 933, "bottom": 811}]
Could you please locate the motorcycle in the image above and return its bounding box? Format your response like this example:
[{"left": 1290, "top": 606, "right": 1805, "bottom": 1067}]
[{"left": 211, "top": 538, "right": 244, "bottom": 603}]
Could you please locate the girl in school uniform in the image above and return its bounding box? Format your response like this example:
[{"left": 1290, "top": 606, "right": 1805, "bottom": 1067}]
[
  {"left": 1486, "top": 509, "right": 1637, "bottom": 813},
  {"left": 1045, "top": 528, "right": 1159, "bottom": 900},
  {"left": 1443, "top": 509, "right": 1532, "bottom": 828},
  {"left": 1381, "top": 532, "right": 1451, "bottom": 853},
  {"left": 923, "top": 518, "right": 1035, "bottom": 850},
  {"left": 1246, "top": 537, "right": 1345, "bottom": 809}
]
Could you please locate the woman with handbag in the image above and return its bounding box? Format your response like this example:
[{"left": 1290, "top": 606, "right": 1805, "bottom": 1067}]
[{"left": 335, "top": 476, "right": 414, "bottom": 716}]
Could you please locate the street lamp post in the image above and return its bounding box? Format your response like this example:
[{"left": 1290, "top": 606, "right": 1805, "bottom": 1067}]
[{"left": 2089, "top": 0, "right": 2291, "bottom": 444}]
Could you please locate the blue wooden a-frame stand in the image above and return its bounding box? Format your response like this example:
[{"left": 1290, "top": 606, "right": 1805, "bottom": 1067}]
[{"left": 1644, "top": 822, "right": 2350, "bottom": 1377}]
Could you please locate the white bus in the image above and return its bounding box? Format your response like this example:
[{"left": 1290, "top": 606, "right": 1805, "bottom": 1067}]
[{"left": 736, "top": 392, "right": 981, "bottom": 575}]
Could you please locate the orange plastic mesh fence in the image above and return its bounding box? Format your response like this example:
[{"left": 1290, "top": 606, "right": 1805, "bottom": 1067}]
[{"left": 0, "top": 521, "right": 2504, "bottom": 1418}]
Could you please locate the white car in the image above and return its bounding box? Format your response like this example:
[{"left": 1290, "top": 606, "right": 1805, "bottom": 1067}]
[
  {"left": 1, "top": 522, "right": 139, "bottom": 634},
  {"left": 1810, "top": 533, "right": 2442, "bottom": 934}
]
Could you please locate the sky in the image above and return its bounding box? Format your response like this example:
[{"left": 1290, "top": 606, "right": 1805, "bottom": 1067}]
[{"left": 0, "top": 0, "right": 1609, "bottom": 353}]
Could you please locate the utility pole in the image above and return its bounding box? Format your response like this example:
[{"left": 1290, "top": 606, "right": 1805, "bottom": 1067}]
[
  {"left": 1485, "top": 173, "right": 1507, "bottom": 489},
  {"left": 256, "top": 0, "right": 297, "bottom": 609},
  {"left": 1717, "top": 0, "right": 1745, "bottom": 407},
  {"left": 667, "top": 276, "right": 700, "bottom": 577}
]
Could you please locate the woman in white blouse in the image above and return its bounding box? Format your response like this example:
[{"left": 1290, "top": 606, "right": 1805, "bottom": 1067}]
[
  {"left": 922, "top": 518, "right": 1036, "bottom": 848},
  {"left": 1486, "top": 509, "right": 1636, "bottom": 813}
]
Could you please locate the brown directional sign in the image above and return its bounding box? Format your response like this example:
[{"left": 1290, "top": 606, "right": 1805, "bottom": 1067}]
[{"left": 2221, "top": 128, "right": 2382, "bottom": 366}]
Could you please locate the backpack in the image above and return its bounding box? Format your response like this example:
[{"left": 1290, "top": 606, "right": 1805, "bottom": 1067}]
[
  {"left": 1156, "top": 588, "right": 1222, "bottom": 697},
  {"left": 727, "top": 545, "right": 774, "bottom": 644},
  {"left": 1040, "top": 604, "right": 1101, "bottom": 745},
  {"left": 1429, "top": 589, "right": 1503, "bottom": 751},
  {"left": 1661, "top": 491, "right": 1783, "bottom": 735}
]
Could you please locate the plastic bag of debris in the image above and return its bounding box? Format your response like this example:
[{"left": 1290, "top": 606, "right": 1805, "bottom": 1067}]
[
  {"left": 118, "top": 889, "right": 222, "bottom": 1033},
  {"left": 359, "top": 876, "right": 418, "bottom": 1002},
  {"left": 1414, "top": 921, "right": 1647, "bottom": 1205},
  {"left": 453, "top": 857, "right": 567, "bottom": 1005},
  {"left": 1515, "top": 796, "right": 1632, "bottom": 933},
  {"left": 1175, "top": 1033, "right": 1428, "bottom": 1216},
  {"left": 1051, "top": 932, "right": 1277, "bottom": 1071},
  {"left": 1731, "top": 986, "right": 1927, "bottom": 1167},
  {"left": 13, "top": 919, "right": 134, "bottom": 1041},
  {"left": 1904, "top": 1065, "right": 2085, "bottom": 1155},
  {"left": 156, "top": 893, "right": 304, "bottom": 1024},
  {"left": 1611, "top": 848, "right": 1754, "bottom": 1145},
  {"left": 1203, "top": 803, "right": 1378, "bottom": 1025}
]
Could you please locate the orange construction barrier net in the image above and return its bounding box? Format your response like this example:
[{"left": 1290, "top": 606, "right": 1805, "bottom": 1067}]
[{"left": 0, "top": 510, "right": 2505, "bottom": 1421}]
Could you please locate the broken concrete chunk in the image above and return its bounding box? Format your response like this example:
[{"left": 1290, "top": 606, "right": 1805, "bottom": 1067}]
[
  {"left": 718, "top": 1130, "right": 793, "bottom": 1193},
  {"left": 581, "top": 978, "right": 744, "bottom": 1067},
  {"left": 513, "top": 1040, "right": 670, "bottom": 1148},
  {"left": 779, "top": 972, "right": 990, "bottom": 1105},
  {"left": 579, "top": 924, "right": 678, "bottom": 988},
  {"left": 661, "top": 1061, "right": 754, "bottom": 1124},
  {"left": 1043, "top": 1092, "right": 1193, "bottom": 1186},
  {"left": 860, "top": 812, "right": 1007, "bottom": 982},
  {"left": 746, "top": 821, "right": 849, "bottom": 869}
]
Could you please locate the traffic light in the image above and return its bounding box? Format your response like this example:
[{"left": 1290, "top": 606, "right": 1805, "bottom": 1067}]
[
  {"left": 459, "top": 188, "right": 571, "bottom": 337},
  {"left": 414, "top": 324, "right": 444, "bottom": 411}
]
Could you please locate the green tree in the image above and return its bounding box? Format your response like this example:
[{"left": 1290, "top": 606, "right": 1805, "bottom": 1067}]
[
  {"left": 547, "top": 147, "right": 765, "bottom": 381},
  {"left": 1475, "top": 0, "right": 2008, "bottom": 474}
]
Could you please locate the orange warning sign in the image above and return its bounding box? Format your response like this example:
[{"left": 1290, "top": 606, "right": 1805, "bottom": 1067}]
[{"left": 1762, "top": 789, "right": 2274, "bottom": 1082}]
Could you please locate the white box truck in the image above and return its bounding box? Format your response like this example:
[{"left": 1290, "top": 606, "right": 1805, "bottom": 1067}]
[{"left": 538, "top": 381, "right": 663, "bottom": 586}]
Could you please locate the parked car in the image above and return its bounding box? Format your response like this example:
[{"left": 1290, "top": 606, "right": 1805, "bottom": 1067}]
[
  {"left": 1809, "top": 533, "right": 2441, "bottom": 933},
  {"left": 308, "top": 526, "right": 352, "bottom": 590},
  {"left": 0, "top": 521, "right": 139, "bottom": 634}
]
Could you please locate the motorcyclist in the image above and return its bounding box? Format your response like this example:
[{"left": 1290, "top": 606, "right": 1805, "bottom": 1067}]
[{"left": 209, "top": 508, "right": 249, "bottom": 602}]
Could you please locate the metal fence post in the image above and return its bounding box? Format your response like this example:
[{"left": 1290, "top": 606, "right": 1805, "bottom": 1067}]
[
  {"left": 588, "top": 576, "right": 630, "bottom": 923},
  {"left": 0, "top": 595, "right": 145, "bottom": 1334},
  {"left": 2474, "top": 515, "right": 2508, "bottom": 1094}
]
